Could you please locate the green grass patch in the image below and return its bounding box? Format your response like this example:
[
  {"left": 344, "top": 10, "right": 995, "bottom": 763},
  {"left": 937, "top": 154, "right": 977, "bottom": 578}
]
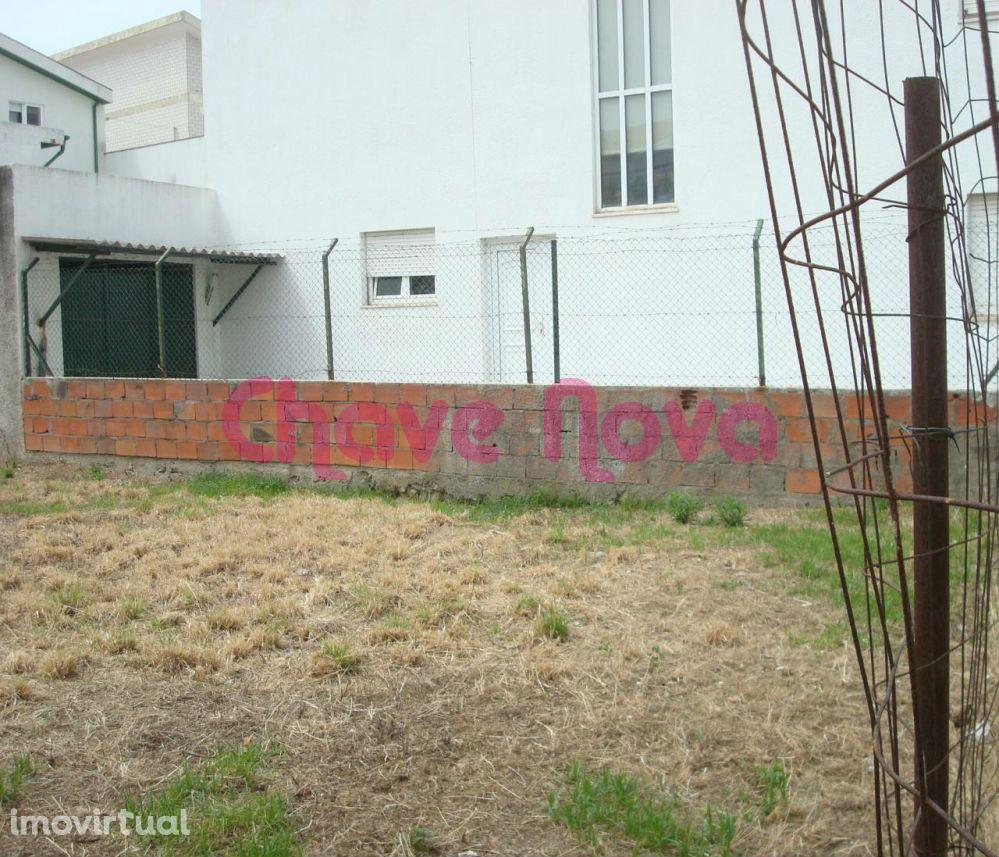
[
  {"left": 547, "top": 762, "right": 737, "bottom": 856},
  {"left": 124, "top": 741, "right": 301, "bottom": 857},
  {"left": 185, "top": 473, "right": 291, "bottom": 500},
  {"left": 755, "top": 761, "right": 790, "bottom": 818},
  {"left": 88, "top": 464, "right": 105, "bottom": 481},
  {"left": 316, "top": 642, "right": 360, "bottom": 675},
  {"left": 714, "top": 497, "right": 747, "bottom": 528},
  {"left": 536, "top": 607, "right": 570, "bottom": 642},
  {"left": 667, "top": 491, "right": 703, "bottom": 524},
  {"left": 0, "top": 755, "right": 35, "bottom": 807}
]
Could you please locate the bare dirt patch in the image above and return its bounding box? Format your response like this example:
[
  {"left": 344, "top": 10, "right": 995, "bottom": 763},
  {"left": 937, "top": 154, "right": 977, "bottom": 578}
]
[{"left": 0, "top": 463, "right": 873, "bottom": 856}]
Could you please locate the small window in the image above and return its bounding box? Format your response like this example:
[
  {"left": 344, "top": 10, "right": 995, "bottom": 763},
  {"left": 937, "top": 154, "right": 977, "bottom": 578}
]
[
  {"left": 370, "top": 275, "right": 436, "bottom": 302},
  {"left": 8, "top": 101, "right": 42, "bottom": 126},
  {"left": 364, "top": 228, "right": 436, "bottom": 304}
]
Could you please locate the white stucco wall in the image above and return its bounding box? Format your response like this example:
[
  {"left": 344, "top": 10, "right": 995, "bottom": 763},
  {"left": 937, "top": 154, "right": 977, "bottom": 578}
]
[
  {"left": 104, "top": 135, "right": 208, "bottom": 187},
  {"left": 0, "top": 53, "right": 105, "bottom": 174}
]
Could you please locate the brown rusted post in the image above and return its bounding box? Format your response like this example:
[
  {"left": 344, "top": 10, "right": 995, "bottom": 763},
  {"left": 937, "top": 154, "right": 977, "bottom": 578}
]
[{"left": 905, "top": 75, "right": 949, "bottom": 857}]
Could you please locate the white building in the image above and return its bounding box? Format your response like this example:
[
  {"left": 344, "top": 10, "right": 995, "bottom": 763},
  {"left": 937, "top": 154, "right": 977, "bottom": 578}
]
[
  {"left": 54, "top": 12, "right": 203, "bottom": 153},
  {"left": 2, "top": 1, "right": 998, "bottom": 450},
  {"left": 0, "top": 33, "right": 110, "bottom": 173}
]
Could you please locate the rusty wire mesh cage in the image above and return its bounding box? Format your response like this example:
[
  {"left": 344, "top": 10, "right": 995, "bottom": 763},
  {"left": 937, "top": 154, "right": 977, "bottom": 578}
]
[{"left": 738, "top": 0, "right": 999, "bottom": 854}]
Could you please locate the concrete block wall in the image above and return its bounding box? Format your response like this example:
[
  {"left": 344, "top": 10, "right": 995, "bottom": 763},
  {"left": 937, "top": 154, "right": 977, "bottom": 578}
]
[{"left": 20, "top": 376, "right": 983, "bottom": 501}]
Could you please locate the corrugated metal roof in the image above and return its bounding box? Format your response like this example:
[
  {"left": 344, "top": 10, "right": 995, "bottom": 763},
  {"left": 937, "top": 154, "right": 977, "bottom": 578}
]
[{"left": 24, "top": 237, "right": 280, "bottom": 265}]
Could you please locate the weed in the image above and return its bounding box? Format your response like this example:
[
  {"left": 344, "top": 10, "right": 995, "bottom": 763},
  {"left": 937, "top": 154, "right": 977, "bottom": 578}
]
[
  {"left": 1, "top": 462, "right": 15, "bottom": 480},
  {"left": 396, "top": 826, "right": 440, "bottom": 855},
  {"left": 668, "top": 491, "right": 703, "bottom": 525},
  {"left": 650, "top": 644, "right": 665, "bottom": 668},
  {"left": 0, "top": 756, "right": 34, "bottom": 806},
  {"left": 88, "top": 464, "right": 105, "bottom": 481},
  {"left": 547, "top": 761, "right": 737, "bottom": 856},
  {"left": 125, "top": 741, "right": 302, "bottom": 856},
  {"left": 514, "top": 595, "right": 542, "bottom": 617},
  {"left": 117, "top": 597, "right": 148, "bottom": 621},
  {"left": 756, "top": 761, "right": 790, "bottom": 817},
  {"left": 310, "top": 642, "right": 360, "bottom": 676},
  {"left": 537, "top": 607, "right": 570, "bottom": 642},
  {"left": 715, "top": 497, "right": 747, "bottom": 528}
]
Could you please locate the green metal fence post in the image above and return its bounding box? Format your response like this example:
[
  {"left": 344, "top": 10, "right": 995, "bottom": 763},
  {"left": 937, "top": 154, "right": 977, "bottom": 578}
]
[
  {"left": 154, "top": 248, "right": 172, "bottom": 377},
  {"left": 519, "top": 226, "right": 535, "bottom": 384},
  {"left": 322, "top": 239, "right": 338, "bottom": 380},
  {"left": 21, "top": 257, "right": 39, "bottom": 376},
  {"left": 753, "top": 218, "right": 766, "bottom": 387}
]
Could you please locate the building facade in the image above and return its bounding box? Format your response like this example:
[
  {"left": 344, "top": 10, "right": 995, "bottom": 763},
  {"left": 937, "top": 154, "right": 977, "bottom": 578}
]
[{"left": 54, "top": 12, "right": 203, "bottom": 153}]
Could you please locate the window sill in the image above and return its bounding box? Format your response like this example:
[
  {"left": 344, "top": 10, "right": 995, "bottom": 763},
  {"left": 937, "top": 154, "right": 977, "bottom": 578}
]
[
  {"left": 592, "top": 203, "right": 680, "bottom": 217},
  {"left": 361, "top": 299, "right": 439, "bottom": 309}
]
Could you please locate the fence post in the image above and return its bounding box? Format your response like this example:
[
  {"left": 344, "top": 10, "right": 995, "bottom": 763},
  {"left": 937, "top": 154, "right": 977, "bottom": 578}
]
[
  {"left": 21, "top": 257, "right": 38, "bottom": 376},
  {"left": 154, "top": 248, "right": 172, "bottom": 377},
  {"left": 753, "top": 218, "right": 766, "bottom": 387},
  {"left": 519, "top": 227, "right": 535, "bottom": 384},
  {"left": 551, "top": 238, "right": 560, "bottom": 383},
  {"left": 322, "top": 239, "right": 338, "bottom": 381},
  {"left": 905, "top": 76, "right": 949, "bottom": 857}
]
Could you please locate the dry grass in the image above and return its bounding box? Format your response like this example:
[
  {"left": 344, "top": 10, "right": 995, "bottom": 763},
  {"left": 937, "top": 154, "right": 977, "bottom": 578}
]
[{"left": 0, "top": 462, "right": 878, "bottom": 856}]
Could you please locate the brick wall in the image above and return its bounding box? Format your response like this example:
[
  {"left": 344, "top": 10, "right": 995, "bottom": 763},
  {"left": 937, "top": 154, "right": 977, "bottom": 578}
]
[{"left": 21, "top": 376, "right": 975, "bottom": 500}]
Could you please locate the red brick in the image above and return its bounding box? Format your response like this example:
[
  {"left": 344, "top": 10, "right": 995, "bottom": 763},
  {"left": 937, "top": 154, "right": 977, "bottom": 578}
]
[
  {"left": 134, "top": 439, "right": 157, "bottom": 457},
  {"left": 184, "top": 423, "right": 207, "bottom": 442},
  {"left": 786, "top": 469, "right": 821, "bottom": 494},
  {"left": 153, "top": 401, "right": 174, "bottom": 419},
  {"left": 186, "top": 382, "right": 208, "bottom": 401},
  {"left": 75, "top": 438, "right": 98, "bottom": 455},
  {"left": 176, "top": 442, "right": 199, "bottom": 460},
  {"left": 23, "top": 399, "right": 44, "bottom": 416},
  {"left": 196, "top": 443, "right": 220, "bottom": 461},
  {"left": 236, "top": 402, "right": 260, "bottom": 421},
  {"left": 43, "top": 435, "right": 63, "bottom": 453},
  {"left": 373, "top": 384, "right": 400, "bottom": 405},
  {"left": 145, "top": 381, "right": 166, "bottom": 400},
  {"left": 298, "top": 382, "right": 325, "bottom": 402},
  {"left": 785, "top": 418, "right": 814, "bottom": 444},
  {"left": 166, "top": 423, "right": 186, "bottom": 441},
  {"left": 164, "top": 381, "right": 186, "bottom": 401},
  {"left": 85, "top": 381, "right": 104, "bottom": 399},
  {"left": 176, "top": 402, "right": 197, "bottom": 420},
  {"left": 115, "top": 439, "right": 138, "bottom": 456},
  {"left": 25, "top": 434, "right": 44, "bottom": 451},
  {"left": 156, "top": 440, "right": 178, "bottom": 459},
  {"left": 131, "top": 401, "right": 154, "bottom": 419},
  {"left": 94, "top": 399, "right": 113, "bottom": 418},
  {"left": 50, "top": 418, "right": 71, "bottom": 436},
  {"left": 322, "top": 382, "right": 350, "bottom": 402},
  {"left": 58, "top": 400, "right": 77, "bottom": 417},
  {"left": 207, "top": 381, "right": 231, "bottom": 402},
  {"left": 31, "top": 379, "right": 52, "bottom": 398},
  {"left": 146, "top": 421, "right": 169, "bottom": 440},
  {"left": 68, "top": 420, "right": 90, "bottom": 437},
  {"left": 76, "top": 400, "right": 94, "bottom": 419},
  {"left": 398, "top": 385, "right": 428, "bottom": 405},
  {"left": 112, "top": 401, "right": 133, "bottom": 418},
  {"left": 96, "top": 438, "right": 116, "bottom": 455},
  {"left": 67, "top": 380, "right": 87, "bottom": 399},
  {"left": 207, "top": 422, "right": 228, "bottom": 441},
  {"left": 32, "top": 417, "right": 50, "bottom": 433},
  {"left": 124, "top": 381, "right": 146, "bottom": 400},
  {"left": 195, "top": 403, "right": 218, "bottom": 422},
  {"left": 349, "top": 383, "right": 374, "bottom": 402},
  {"left": 125, "top": 419, "right": 146, "bottom": 437},
  {"left": 107, "top": 420, "right": 128, "bottom": 437},
  {"left": 86, "top": 420, "right": 107, "bottom": 437},
  {"left": 218, "top": 441, "right": 242, "bottom": 461},
  {"left": 767, "top": 391, "right": 805, "bottom": 418},
  {"left": 105, "top": 382, "right": 125, "bottom": 399}
]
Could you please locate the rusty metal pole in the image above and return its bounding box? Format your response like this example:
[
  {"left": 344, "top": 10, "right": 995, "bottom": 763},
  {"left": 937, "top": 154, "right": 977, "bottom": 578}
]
[{"left": 905, "top": 76, "right": 949, "bottom": 857}]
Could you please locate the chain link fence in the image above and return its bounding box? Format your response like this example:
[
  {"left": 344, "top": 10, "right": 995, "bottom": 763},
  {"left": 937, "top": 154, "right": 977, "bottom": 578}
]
[{"left": 22, "top": 219, "right": 979, "bottom": 390}]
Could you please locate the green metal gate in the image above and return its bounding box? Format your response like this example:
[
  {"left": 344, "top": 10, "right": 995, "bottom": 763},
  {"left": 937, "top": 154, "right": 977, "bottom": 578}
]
[{"left": 59, "top": 258, "right": 197, "bottom": 378}]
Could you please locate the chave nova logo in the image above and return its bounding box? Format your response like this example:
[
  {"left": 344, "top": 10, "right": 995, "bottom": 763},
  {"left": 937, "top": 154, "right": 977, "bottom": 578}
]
[{"left": 7, "top": 808, "right": 190, "bottom": 837}]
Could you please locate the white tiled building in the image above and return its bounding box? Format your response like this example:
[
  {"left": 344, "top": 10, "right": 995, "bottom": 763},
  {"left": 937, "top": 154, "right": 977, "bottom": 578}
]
[{"left": 54, "top": 12, "right": 203, "bottom": 152}]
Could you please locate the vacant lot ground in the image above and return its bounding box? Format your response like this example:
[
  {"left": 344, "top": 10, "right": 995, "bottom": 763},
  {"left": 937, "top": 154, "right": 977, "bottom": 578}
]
[{"left": 0, "top": 462, "right": 875, "bottom": 856}]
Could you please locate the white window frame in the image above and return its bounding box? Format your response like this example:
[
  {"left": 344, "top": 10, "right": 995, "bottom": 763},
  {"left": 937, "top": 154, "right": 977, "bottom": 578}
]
[
  {"left": 368, "top": 274, "right": 437, "bottom": 304},
  {"left": 8, "top": 101, "right": 43, "bottom": 126},
  {"left": 592, "top": 0, "right": 675, "bottom": 213}
]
